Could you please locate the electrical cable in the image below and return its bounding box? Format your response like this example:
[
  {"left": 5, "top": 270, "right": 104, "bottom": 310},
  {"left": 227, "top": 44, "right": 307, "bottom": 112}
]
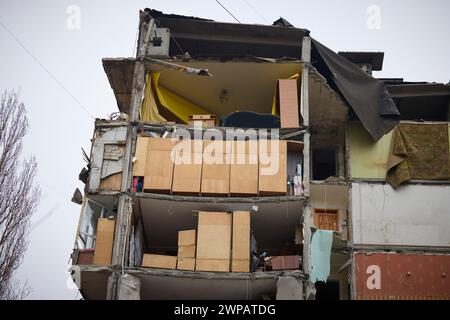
[
  {"left": 0, "top": 19, "right": 95, "bottom": 119},
  {"left": 214, "top": 0, "right": 241, "bottom": 23}
]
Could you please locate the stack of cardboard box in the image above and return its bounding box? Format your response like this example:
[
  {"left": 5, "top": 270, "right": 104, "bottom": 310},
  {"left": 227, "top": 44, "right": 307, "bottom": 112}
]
[{"left": 177, "top": 229, "right": 196, "bottom": 271}]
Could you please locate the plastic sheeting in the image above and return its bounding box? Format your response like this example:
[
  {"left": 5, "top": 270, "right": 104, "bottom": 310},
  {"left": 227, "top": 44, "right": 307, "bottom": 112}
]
[
  {"left": 312, "top": 39, "right": 399, "bottom": 141},
  {"left": 310, "top": 229, "right": 333, "bottom": 283}
]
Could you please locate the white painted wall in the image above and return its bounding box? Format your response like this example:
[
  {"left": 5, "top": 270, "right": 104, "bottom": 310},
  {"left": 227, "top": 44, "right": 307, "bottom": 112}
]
[{"left": 351, "top": 182, "right": 450, "bottom": 247}]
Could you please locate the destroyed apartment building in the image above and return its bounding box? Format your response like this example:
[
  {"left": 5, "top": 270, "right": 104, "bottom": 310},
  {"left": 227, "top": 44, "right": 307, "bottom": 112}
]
[{"left": 69, "top": 8, "right": 450, "bottom": 300}]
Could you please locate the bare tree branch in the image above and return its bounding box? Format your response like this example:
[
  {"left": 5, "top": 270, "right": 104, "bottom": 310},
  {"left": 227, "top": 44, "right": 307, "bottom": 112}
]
[{"left": 0, "top": 90, "right": 40, "bottom": 300}]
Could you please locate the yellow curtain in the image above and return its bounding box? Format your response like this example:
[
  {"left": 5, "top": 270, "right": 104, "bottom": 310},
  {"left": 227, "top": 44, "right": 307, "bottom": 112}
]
[{"left": 140, "top": 73, "right": 166, "bottom": 123}]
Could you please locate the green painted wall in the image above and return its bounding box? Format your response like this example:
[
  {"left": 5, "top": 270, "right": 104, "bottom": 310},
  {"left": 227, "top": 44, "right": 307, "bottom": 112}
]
[{"left": 348, "top": 123, "right": 450, "bottom": 179}]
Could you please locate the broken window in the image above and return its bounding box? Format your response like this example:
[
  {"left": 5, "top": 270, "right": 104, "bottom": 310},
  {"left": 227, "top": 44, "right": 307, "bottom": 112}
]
[
  {"left": 77, "top": 200, "right": 105, "bottom": 249},
  {"left": 312, "top": 148, "right": 337, "bottom": 180}
]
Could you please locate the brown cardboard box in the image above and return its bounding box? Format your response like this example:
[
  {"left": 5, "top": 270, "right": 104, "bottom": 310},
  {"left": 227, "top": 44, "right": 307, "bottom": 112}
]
[
  {"left": 196, "top": 211, "right": 232, "bottom": 272},
  {"left": 232, "top": 211, "right": 250, "bottom": 272},
  {"left": 133, "top": 136, "right": 150, "bottom": 176},
  {"left": 172, "top": 140, "right": 203, "bottom": 194},
  {"left": 143, "top": 138, "right": 176, "bottom": 192},
  {"left": 230, "top": 140, "right": 258, "bottom": 195},
  {"left": 177, "top": 257, "right": 196, "bottom": 271},
  {"left": 177, "top": 245, "right": 196, "bottom": 258},
  {"left": 258, "top": 140, "right": 287, "bottom": 195},
  {"left": 188, "top": 114, "right": 216, "bottom": 128},
  {"left": 142, "top": 254, "right": 177, "bottom": 269},
  {"left": 178, "top": 229, "right": 196, "bottom": 246},
  {"left": 201, "top": 141, "right": 231, "bottom": 195},
  {"left": 93, "top": 218, "right": 115, "bottom": 265},
  {"left": 278, "top": 79, "right": 300, "bottom": 128}
]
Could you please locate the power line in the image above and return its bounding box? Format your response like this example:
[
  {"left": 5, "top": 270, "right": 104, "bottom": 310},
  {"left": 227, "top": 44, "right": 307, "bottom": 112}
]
[
  {"left": 0, "top": 19, "right": 95, "bottom": 119},
  {"left": 214, "top": 0, "right": 241, "bottom": 23},
  {"left": 242, "top": 0, "right": 269, "bottom": 23}
]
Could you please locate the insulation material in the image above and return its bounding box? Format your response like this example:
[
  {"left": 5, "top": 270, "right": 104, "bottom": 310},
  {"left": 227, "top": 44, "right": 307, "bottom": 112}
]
[
  {"left": 140, "top": 73, "right": 167, "bottom": 123},
  {"left": 152, "top": 72, "right": 211, "bottom": 124},
  {"left": 310, "top": 229, "right": 333, "bottom": 283},
  {"left": 387, "top": 123, "right": 449, "bottom": 188}
]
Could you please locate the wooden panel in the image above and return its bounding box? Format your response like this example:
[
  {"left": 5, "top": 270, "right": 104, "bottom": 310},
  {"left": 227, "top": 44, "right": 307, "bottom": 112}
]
[
  {"left": 195, "top": 258, "right": 230, "bottom": 272},
  {"left": 178, "top": 229, "right": 196, "bottom": 246},
  {"left": 231, "top": 260, "right": 250, "bottom": 273},
  {"left": 177, "top": 245, "right": 196, "bottom": 258},
  {"left": 201, "top": 153, "right": 231, "bottom": 195},
  {"left": 172, "top": 140, "right": 203, "bottom": 194},
  {"left": 93, "top": 218, "right": 115, "bottom": 266},
  {"left": 230, "top": 141, "right": 258, "bottom": 195},
  {"left": 313, "top": 209, "right": 339, "bottom": 231},
  {"left": 232, "top": 211, "right": 250, "bottom": 261},
  {"left": 278, "top": 79, "right": 300, "bottom": 128},
  {"left": 196, "top": 212, "right": 232, "bottom": 261},
  {"left": 232, "top": 211, "right": 250, "bottom": 272},
  {"left": 143, "top": 150, "right": 174, "bottom": 192},
  {"left": 259, "top": 151, "right": 287, "bottom": 195},
  {"left": 133, "top": 136, "right": 150, "bottom": 176},
  {"left": 99, "top": 173, "right": 122, "bottom": 191},
  {"left": 142, "top": 254, "right": 177, "bottom": 269},
  {"left": 177, "top": 257, "right": 196, "bottom": 271}
]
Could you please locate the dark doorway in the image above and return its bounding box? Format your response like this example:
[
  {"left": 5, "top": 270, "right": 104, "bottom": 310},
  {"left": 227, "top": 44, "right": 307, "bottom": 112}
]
[
  {"left": 312, "top": 148, "right": 337, "bottom": 180},
  {"left": 315, "top": 280, "right": 340, "bottom": 300}
]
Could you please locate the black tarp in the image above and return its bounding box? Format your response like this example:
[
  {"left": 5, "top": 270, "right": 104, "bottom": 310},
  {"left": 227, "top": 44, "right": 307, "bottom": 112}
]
[{"left": 311, "top": 39, "right": 400, "bottom": 141}]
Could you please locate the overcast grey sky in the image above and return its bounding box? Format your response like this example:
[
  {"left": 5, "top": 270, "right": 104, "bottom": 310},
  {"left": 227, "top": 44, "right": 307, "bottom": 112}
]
[{"left": 0, "top": 0, "right": 449, "bottom": 299}]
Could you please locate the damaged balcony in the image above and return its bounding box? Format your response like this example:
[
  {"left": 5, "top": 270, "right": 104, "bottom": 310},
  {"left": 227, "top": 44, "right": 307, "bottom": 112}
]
[
  {"left": 103, "top": 57, "right": 307, "bottom": 132},
  {"left": 72, "top": 265, "right": 306, "bottom": 300}
]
